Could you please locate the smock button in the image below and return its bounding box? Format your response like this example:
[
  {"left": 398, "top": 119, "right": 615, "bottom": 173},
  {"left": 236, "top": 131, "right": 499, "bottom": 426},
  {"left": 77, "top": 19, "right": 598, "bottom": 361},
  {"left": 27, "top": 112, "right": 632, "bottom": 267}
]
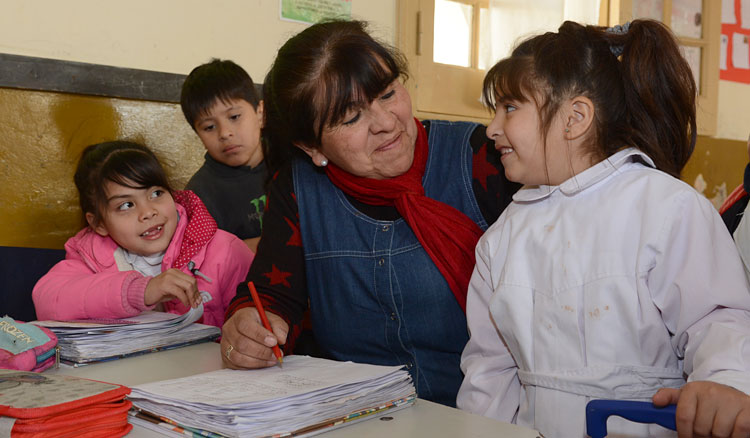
[
  {"left": 406, "top": 362, "right": 413, "bottom": 369},
  {"left": 378, "top": 258, "right": 385, "bottom": 266},
  {"left": 382, "top": 225, "right": 390, "bottom": 232},
  {"left": 390, "top": 312, "right": 397, "bottom": 321}
]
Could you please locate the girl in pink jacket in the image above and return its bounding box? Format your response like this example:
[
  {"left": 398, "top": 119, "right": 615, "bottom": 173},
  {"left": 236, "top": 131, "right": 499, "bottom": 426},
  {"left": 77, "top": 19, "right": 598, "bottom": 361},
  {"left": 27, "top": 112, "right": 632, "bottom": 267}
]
[{"left": 33, "top": 141, "right": 254, "bottom": 328}]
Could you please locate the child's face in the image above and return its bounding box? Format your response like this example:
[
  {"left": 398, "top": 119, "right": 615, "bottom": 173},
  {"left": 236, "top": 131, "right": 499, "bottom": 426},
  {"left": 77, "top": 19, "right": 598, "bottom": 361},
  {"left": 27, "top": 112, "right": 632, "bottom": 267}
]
[
  {"left": 89, "top": 181, "right": 178, "bottom": 256},
  {"left": 194, "top": 98, "right": 264, "bottom": 168},
  {"left": 486, "top": 93, "right": 576, "bottom": 186}
]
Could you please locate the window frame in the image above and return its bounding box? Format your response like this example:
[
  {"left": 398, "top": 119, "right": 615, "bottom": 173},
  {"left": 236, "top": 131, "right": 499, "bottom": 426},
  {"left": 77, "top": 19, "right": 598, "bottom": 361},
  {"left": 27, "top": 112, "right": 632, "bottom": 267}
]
[
  {"left": 398, "top": 0, "right": 610, "bottom": 122},
  {"left": 398, "top": 0, "right": 491, "bottom": 122},
  {"left": 398, "top": 0, "right": 717, "bottom": 134}
]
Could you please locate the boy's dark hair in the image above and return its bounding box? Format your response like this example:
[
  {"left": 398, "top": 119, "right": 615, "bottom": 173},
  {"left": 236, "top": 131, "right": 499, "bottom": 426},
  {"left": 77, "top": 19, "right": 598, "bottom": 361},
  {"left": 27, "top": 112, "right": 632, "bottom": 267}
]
[
  {"left": 74, "top": 141, "right": 172, "bottom": 228},
  {"left": 180, "top": 59, "right": 260, "bottom": 129},
  {"left": 262, "top": 20, "right": 409, "bottom": 177}
]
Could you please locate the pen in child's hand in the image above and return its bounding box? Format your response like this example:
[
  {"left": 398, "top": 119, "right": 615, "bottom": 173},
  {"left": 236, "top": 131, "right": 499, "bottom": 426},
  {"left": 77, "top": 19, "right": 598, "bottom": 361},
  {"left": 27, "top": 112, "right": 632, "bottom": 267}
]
[
  {"left": 248, "top": 281, "right": 284, "bottom": 367},
  {"left": 187, "top": 261, "right": 212, "bottom": 283}
]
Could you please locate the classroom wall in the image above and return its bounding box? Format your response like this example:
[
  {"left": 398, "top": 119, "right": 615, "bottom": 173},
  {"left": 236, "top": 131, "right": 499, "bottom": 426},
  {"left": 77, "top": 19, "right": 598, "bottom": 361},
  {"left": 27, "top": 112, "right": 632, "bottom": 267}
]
[
  {"left": 0, "top": 87, "right": 204, "bottom": 248},
  {"left": 0, "top": 1, "right": 397, "bottom": 82},
  {"left": 0, "top": 1, "right": 747, "bottom": 249},
  {"left": 686, "top": 79, "right": 750, "bottom": 208},
  {"left": 684, "top": 135, "right": 746, "bottom": 211},
  {"left": 0, "top": 1, "right": 396, "bottom": 249}
]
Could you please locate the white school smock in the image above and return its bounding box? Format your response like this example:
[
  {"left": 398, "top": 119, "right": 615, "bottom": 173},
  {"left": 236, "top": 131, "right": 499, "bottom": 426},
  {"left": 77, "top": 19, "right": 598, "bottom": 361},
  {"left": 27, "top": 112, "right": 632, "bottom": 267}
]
[{"left": 457, "top": 148, "right": 750, "bottom": 438}]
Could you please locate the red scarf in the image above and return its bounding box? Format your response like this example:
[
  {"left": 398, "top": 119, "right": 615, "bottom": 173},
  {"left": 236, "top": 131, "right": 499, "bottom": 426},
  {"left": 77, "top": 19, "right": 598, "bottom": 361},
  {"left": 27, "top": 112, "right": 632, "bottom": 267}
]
[{"left": 325, "top": 118, "right": 483, "bottom": 312}]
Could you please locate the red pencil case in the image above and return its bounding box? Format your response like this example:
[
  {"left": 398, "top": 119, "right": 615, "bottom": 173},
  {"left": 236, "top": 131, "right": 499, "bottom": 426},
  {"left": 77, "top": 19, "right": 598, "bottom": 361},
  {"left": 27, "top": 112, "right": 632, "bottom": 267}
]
[
  {"left": 0, "top": 370, "right": 132, "bottom": 438},
  {"left": 0, "top": 317, "right": 58, "bottom": 372}
]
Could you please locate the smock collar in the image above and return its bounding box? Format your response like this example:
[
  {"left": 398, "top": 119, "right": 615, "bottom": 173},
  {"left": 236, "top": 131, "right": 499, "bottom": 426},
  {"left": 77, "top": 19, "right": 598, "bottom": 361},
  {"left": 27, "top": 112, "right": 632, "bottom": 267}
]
[{"left": 512, "top": 147, "right": 656, "bottom": 202}]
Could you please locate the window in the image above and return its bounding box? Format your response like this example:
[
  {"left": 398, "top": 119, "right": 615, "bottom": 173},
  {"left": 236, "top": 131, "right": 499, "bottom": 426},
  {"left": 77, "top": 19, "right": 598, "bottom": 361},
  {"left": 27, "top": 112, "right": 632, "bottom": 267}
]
[
  {"left": 398, "top": 0, "right": 605, "bottom": 122},
  {"left": 398, "top": 0, "right": 490, "bottom": 121}
]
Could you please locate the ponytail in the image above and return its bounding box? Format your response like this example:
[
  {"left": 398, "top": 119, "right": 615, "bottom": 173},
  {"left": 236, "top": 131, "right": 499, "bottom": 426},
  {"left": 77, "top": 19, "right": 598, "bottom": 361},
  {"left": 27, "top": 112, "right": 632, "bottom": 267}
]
[{"left": 613, "top": 20, "right": 696, "bottom": 177}]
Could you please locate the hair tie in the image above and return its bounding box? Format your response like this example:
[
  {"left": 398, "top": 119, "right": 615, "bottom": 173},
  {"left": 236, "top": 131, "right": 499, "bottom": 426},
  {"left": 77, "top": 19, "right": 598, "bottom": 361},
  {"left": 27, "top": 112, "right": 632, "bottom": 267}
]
[{"left": 606, "top": 21, "right": 630, "bottom": 57}]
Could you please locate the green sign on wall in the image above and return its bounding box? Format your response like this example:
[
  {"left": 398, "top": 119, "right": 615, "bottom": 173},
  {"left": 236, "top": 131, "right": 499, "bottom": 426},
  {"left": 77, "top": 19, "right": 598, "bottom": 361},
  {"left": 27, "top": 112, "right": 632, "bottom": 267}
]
[{"left": 280, "top": 0, "right": 352, "bottom": 24}]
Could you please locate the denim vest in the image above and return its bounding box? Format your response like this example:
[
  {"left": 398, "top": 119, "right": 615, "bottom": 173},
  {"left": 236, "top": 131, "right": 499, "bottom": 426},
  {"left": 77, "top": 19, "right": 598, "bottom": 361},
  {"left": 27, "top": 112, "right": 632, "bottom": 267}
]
[{"left": 293, "top": 120, "right": 488, "bottom": 407}]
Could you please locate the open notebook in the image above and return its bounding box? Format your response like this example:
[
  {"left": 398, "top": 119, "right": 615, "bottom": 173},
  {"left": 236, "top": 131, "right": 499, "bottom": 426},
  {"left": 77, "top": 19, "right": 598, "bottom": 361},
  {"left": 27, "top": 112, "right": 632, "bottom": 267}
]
[
  {"left": 128, "top": 355, "right": 417, "bottom": 438},
  {"left": 34, "top": 297, "right": 219, "bottom": 365}
]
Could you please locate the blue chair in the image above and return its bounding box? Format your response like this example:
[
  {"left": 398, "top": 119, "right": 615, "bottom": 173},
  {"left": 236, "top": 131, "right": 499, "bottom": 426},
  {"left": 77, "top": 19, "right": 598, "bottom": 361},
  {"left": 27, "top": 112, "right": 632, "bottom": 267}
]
[
  {"left": 586, "top": 400, "right": 676, "bottom": 437},
  {"left": 0, "top": 246, "right": 65, "bottom": 321}
]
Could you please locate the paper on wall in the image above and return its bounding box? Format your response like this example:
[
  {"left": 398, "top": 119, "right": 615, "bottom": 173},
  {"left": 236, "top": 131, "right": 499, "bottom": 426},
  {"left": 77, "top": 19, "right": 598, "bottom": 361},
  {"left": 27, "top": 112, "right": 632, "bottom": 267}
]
[
  {"left": 743, "top": 0, "right": 750, "bottom": 29},
  {"left": 725, "top": 0, "right": 737, "bottom": 24},
  {"left": 733, "top": 32, "right": 750, "bottom": 69}
]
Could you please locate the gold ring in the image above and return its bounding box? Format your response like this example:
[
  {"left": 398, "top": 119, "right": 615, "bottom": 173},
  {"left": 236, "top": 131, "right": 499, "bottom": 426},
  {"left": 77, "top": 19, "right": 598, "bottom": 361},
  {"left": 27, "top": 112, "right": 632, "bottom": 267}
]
[{"left": 225, "top": 344, "right": 234, "bottom": 360}]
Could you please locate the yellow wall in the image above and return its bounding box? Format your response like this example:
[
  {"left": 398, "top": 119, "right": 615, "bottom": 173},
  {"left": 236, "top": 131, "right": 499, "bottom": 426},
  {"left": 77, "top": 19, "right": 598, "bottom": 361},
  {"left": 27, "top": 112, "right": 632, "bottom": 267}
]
[
  {"left": 683, "top": 136, "right": 747, "bottom": 210},
  {"left": 0, "top": 88, "right": 204, "bottom": 248}
]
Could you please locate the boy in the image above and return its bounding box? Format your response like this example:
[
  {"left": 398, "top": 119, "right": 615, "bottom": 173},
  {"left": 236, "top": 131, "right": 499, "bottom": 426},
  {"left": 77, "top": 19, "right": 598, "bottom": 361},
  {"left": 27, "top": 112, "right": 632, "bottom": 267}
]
[{"left": 181, "top": 59, "right": 266, "bottom": 252}]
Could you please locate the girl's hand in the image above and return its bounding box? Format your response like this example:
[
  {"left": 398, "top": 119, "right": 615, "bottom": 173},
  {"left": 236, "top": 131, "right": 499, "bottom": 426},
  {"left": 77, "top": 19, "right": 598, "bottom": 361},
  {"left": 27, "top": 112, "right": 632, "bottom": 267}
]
[
  {"left": 653, "top": 381, "right": 750, "bottom": 438},
  {"left": 144, "top": 268, "right": 201, "bottom": 308},
  {"left": 221, "top": 307, "right": 288, "bottom": 369}
]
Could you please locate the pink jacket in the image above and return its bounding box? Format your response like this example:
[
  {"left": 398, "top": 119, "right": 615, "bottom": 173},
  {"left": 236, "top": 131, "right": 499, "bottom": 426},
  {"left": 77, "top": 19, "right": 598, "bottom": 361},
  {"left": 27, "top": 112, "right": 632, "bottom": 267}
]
[{"left": 32, "top": 191, "right": 254, "bottom": 328}]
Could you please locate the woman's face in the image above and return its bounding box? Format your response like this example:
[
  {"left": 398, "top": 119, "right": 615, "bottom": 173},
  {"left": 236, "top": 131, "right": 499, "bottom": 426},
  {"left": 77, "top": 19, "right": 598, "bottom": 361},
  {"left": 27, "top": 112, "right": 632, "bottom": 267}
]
[{"left": 306, "top": 80, "right": 418, "bottom": 180}]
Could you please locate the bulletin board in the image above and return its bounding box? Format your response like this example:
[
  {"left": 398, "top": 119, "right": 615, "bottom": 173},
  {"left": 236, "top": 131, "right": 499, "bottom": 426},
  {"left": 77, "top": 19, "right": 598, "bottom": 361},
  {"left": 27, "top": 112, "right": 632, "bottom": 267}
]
[{"left": 721, "top": 0, "right": 750, "bottom": 83}]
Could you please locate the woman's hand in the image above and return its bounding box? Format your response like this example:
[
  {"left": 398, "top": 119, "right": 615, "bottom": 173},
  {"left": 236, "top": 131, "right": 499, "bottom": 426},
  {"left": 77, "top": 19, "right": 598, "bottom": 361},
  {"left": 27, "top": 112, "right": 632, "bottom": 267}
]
[
  {"left": 653, "top": 381, "right": 750, "bottom": 438},
  {"left": 221, "top": 307, "right": 289, "bottom": 369},
  {"left": 144, "top": 268, "right": 201, "bottom": 308}
]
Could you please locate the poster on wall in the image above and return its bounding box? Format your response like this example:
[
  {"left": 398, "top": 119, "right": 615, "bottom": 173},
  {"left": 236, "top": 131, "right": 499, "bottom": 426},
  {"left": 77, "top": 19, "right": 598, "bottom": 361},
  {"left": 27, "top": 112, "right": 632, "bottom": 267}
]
[
  {"left": 280, "top": 0, "right": 352, "bottom": 25},
  {"left": 721, "top": 0, "right": 750, "bottom": 83}
]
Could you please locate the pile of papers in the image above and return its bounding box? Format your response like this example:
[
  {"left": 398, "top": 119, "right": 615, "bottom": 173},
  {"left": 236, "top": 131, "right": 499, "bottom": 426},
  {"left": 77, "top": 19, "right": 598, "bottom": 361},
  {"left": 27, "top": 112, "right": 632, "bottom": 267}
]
[
  {"left": 128, "top": 355, "right": 417, "bottom": 438},
  {"left": 35, "top": 303, "right": 219, "bottom": 365}
]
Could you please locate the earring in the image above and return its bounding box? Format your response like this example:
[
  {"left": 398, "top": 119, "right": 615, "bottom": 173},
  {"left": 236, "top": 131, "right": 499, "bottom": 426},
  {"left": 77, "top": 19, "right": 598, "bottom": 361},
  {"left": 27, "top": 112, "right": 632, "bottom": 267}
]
[
  {"left": 565, "top": 128, "right": 570, "bottom": 133},
  {"left": 320, "top": 159, "right": 328, "bottom": 167}
]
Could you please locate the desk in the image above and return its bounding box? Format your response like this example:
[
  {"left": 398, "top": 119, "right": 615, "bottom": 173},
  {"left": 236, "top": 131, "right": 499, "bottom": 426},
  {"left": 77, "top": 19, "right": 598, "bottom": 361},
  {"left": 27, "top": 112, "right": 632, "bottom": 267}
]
[{"left": 47, "top": 343, "right": 540, "bottom": 438}]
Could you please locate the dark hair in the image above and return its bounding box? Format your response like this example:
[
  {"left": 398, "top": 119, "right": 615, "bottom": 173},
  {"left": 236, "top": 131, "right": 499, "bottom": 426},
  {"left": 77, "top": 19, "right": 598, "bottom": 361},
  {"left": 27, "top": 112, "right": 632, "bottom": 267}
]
[
  {"left": 74, "top": 141, "right": 172, "bottom": 227},
  {"left": 483, "top": 20, "right": 696, "bottom": 178},
  {"left": 262, "top": 19, "right": 409, "bottom": 176},
  {"left": 180, "top": 58, "right": 261, "bottom": 129}
]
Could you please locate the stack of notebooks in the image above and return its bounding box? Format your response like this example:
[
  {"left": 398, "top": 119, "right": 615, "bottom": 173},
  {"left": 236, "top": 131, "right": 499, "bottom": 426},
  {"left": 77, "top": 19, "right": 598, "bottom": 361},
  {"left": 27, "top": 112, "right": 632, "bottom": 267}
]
[
  {"left": 0, "top": 369, "right": 132, "bottom": 437},
  {"left": 34, "top": 301, "right": 219, "bottom": 365},
  {"left": 128, "top": 355, "right": 417, "bottom": 438}
]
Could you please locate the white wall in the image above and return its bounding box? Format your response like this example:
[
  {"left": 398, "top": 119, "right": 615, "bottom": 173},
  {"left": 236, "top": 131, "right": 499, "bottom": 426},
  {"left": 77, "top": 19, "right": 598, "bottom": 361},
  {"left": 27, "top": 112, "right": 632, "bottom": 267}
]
[
  {"left": 718, "top": 81, "right": 750, "bottom": 141},
  {"left": 0, "top": 0, "right": 396, "bottom": 82}
]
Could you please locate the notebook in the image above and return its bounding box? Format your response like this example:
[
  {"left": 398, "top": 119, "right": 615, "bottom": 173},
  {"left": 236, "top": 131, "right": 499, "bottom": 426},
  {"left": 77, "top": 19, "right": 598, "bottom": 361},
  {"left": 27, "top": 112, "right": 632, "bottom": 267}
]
[
  {"left": 127, "top": 355, "right": 417, "bottom": 438},
  {"left": 34, "top": 299, "right": 219, "bottom": 365}
]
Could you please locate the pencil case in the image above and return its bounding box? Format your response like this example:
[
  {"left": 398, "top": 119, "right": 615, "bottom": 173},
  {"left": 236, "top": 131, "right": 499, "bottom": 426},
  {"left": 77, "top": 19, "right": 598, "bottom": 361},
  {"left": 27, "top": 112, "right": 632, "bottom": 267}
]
[
  {"left": 586, "top": 399, "right": 676, "bottom": 437},
  {"left": 0, "top": 316, "right": 58, "bottom": 372},
  {"left": 0, "top": 369, "right": 132, "bottom": 437}
]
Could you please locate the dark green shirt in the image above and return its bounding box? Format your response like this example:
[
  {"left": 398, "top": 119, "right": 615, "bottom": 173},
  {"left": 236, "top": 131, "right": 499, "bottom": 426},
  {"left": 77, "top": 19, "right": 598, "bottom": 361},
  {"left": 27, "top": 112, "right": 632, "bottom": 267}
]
[{"left": 185, "top": 153, "right": 267, "bottom": 240}]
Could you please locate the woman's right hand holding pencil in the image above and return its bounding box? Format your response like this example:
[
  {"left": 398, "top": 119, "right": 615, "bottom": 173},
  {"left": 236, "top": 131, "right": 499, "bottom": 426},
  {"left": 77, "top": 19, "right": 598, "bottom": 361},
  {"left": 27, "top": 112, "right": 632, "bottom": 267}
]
[{"left": 221, "top": 307, "right": 288, "bottom": 369}]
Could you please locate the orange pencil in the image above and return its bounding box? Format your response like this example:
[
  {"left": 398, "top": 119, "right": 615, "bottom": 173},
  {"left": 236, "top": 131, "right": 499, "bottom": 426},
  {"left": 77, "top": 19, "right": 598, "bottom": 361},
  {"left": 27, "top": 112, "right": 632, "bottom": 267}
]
[{"left": 248, "top": 281, "right": 284, "bottom": 367}]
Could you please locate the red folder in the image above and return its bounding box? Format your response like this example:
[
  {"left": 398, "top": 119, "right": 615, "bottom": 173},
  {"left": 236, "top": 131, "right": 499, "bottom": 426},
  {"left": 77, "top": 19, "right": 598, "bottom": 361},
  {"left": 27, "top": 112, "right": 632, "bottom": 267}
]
[{"left": 0, "top": 370, "right": 132, "bottom": 437}]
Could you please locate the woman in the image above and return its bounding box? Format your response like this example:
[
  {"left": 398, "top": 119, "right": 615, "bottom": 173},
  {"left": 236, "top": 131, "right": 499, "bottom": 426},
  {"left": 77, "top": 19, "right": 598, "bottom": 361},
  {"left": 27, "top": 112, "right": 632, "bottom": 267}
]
[{"left": 220, "top": 20, "right": 520, "bottom": 407}]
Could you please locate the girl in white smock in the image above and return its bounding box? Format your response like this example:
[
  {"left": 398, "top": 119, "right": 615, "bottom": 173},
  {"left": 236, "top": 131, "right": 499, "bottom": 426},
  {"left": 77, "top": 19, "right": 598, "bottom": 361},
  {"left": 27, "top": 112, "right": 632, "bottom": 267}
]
[{"left": 457, "top": 20, "right": 750, "bottom": 438}]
